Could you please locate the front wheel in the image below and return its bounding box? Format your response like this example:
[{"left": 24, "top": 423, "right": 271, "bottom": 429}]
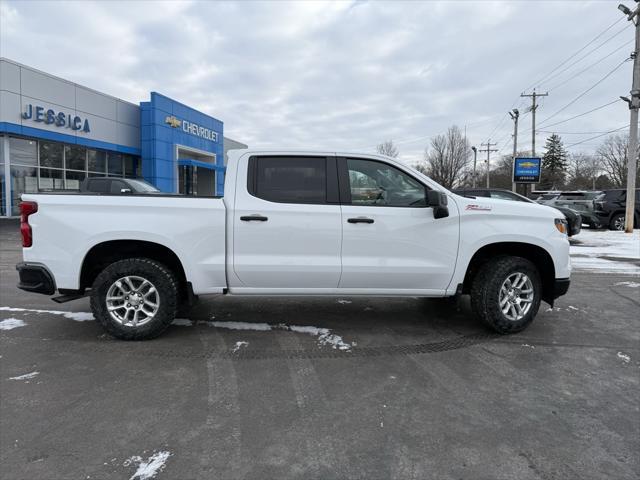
[
  {"left": 609, "top": 213, "right": 625, "bottom": 231},
  {"left": 90, "top": 258, "right": 178, "bottom": 340},
  {"left": 470, "top": 256, "right": 542, "bottom": 334}
]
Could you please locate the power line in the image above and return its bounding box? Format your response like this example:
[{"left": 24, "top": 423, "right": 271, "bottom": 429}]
[
  {"left": 538, "top": 129, "right": 624, "bottom": 135},
  {"left": 525, "top": 16, "right": 626, "bottom": 91},
  {"left": 538, "top": 59, "right": 630, "bottom": 128},
  {"left": 534, "top": 24, "right": 631, "bottom": 90},
  {"left": 539, "top": 99, "right": 621, "bottom": 129},
  {"left": 565, "top": 125, "right": 628, "bottom": 148},
  {"left": 547, "top": 40, "right": 634, "bottom": 92}
]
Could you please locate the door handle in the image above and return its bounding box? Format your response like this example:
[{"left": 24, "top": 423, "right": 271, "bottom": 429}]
[
  {"left": 347, "top": 217, "right": 374, "bottom": 224},
  {"left": 240, "top": 215, "right": 269, "bottom": 222}
]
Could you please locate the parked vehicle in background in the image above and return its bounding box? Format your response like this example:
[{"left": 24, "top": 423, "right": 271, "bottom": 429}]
[
  {"left": 80, "top": 177, "right": 161, "bottom": 194},
  {"left": 17, "top": 151, "right": 571, "bottom": 340},
  {"left": 594, "top": 189, "right": 640, "bottom": 231},
  {"left": 535, "top": 192, "right": 561, "bottom": 205},
  {"left": 453, "top": 188, "right": 581, "bottom": 237},
  {"left": 552, "top": 191, "right": 602, "bottom": 229}
]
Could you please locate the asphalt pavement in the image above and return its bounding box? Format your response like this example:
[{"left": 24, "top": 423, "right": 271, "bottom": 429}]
[{"left": 1, "top": 219, "right": 638, "bottom": 480}]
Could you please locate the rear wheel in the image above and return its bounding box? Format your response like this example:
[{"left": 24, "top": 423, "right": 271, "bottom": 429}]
[
  {"left": 90, "top": 258, "right": 178, "bottom": 340},
  {"left": 470, "top": 256, "right": 542, "bottom": 334},
  {"left": 609, "top": 213, "right": 625, "bottom": 231}
]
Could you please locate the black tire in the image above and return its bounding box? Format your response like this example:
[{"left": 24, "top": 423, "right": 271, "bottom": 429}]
[
  {"left": 90, "top": 258, "right": 178, "bottom": 340},
  {"left": 470, "top": 256, "right": 542, "bottom": 334},
  {"left": 609, "top": 213, "right": 625, "bottom": 231}
]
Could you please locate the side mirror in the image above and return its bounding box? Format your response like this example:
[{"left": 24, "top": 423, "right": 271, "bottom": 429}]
[
  {"left": 427, "top": 190, "right": 449, "bottom": 219},
  {"left": 120, "top": 188, "right": 132, "bottom": 194}
]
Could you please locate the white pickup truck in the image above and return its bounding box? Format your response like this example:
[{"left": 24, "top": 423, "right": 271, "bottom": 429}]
[{"left": 17, "top": 150, "right": 571, "bottom": 340}]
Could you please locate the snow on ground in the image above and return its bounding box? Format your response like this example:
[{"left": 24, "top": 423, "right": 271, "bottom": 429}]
[
  {"left": 617, "top": 352, "right": 631, "bottom": 364},
  {"left": 0, "top": 318, "right": 27, "bottom": 330},
  {"left": 0, "top": 307, "right": 94, "bottom": 321},
  {"left": 210, "top": 320, "right": 356, "bottom": 351},
  {"left": 125, "top": 451, "right": 171, "bottom": 480},
  {"left": 570, "top": 230, "right": 640, "bottom": 274},
  {"left": 615, "top": 281, "right": 640, "bottom": 288},
  {"left": 232, "top": 341, "right": 248, "bottom": 353},
  {"left": 9, "top": 371, "right": 39, "bottom": 381}
]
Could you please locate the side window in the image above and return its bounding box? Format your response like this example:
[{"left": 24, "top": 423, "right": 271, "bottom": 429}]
[
  {"left": 110, "top": 180, "right": 126, "bottom": 194},
  {"left": 346, "top": 158, "right": 428, "bottom": 207},
  {"left": 249, "top": 156, "right": 327, "bottom": 204},
  {"left": 89, "top": 179, "right": 109, "bottom": 193}
]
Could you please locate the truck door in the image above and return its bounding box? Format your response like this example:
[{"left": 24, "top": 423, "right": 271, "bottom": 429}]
[
  {"left": 231, "top": 155, "right": 342, "bottom": 289},
  {"left": 338, "top": 157, "right": 459, "bottom": 292}
]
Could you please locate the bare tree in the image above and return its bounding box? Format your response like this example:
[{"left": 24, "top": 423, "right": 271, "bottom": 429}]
[
  {"left": 376, "top": 140, "right": 399, "bottom": 158},
  {"left": 423, "top": 125, "right": 470, "bottom": 189},
  {"left": 566, "top": 152, "right": 602, "bottom": 190},
  {"left": 597, "top": 134, "right": 639, "bottom": 187}
]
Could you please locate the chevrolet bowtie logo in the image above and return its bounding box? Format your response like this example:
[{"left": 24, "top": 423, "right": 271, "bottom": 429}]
[
  {"left": 519, "top": 161, "right": 537, "bottom": 168},
  {"left": 165, "top": 115, "right": 181, "bottom": 128}
]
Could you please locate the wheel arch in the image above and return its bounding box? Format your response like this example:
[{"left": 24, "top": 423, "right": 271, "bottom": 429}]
[
  {"left": 79, "top": 240, "right": 188, "bottom": 294},
  {"left": 462, "top": 242, "right": 556, "bottom": 304}
]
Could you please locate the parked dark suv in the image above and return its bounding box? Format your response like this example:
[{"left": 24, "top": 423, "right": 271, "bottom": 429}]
[
  {"left": 452, "top": 188, "right": 582, "bottom": 236},
  {"left": 80, "top": 177, "right": 161, "bottom": 194},
  {"left": 594, "top": 189, "right": 640, "bottom": 230}
]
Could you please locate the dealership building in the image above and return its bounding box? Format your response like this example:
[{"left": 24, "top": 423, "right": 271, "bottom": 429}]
[{"left": 0, "top": 57, "right": 246, "bottom": 216}]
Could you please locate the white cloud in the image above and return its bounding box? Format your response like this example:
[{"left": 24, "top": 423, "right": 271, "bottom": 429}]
[{"left": 1, "top": 0, "right": 631, "bottom": 164}]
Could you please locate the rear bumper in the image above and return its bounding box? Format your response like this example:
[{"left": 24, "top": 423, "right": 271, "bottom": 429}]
[
  {"left": 16, "top": 262, "right": 56, "bottom": 295},
  {"left": 553, "top": 278, "right": 570, "bottom": 299}
]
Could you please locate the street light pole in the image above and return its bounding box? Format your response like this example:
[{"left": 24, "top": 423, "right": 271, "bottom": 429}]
[
  {"left": 509, "top": 109, "right": 520, "bottom": 193},
  {"left": 618, "top": 2, "right": 639, "bottom": 233},
  {"left": 471, "top": 146, "right": 477, "bottom": 187}
]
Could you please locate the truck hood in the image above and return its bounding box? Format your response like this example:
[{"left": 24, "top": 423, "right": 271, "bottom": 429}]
[{"left": 450, "top": 194, "right": 561, "bottom": 220}]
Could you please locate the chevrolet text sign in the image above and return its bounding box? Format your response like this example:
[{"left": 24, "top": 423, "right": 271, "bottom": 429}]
[{"left": 165, "top": 115, "right": 218, "bottom": 142}]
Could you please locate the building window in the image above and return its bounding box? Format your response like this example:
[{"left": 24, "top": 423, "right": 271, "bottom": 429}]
[
  {"left": 39, "top": 142, "right": 64, "bottom": 169},
  {"left": 9, "top": 137, "right": 37, "bottom": 166},
  {"left": 107, "top": 152, "right": 123, "bottom": 176},
  {"left": 39, "top": 168, "right": 64, "bottom": 190},
  {"left": 124, "top": 155, "right": 137, "bottom": 177},
  {"left": 65, "top": 170, "right": 87, "bottom": 190},
  {"left": 88, "top": 149, "right": 106, "bottom": 173},
  {"left": 65, "top": 145, "right": 87, "bottom": 171},
  {"left": 10, "top": 166, "right": 38, "bottom": 216}
]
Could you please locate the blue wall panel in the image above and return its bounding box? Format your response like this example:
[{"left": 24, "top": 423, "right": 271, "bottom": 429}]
[{"left": 139, "top": 92, "right": 224, "bottom": 193}]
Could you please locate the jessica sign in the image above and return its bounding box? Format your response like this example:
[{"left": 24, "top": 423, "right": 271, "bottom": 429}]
[
  {"left": 513, "top": 157, "right": 541, "bottom": 183},
  {"left": 22, "top": 104, "right": 91, "bottom": 133}
]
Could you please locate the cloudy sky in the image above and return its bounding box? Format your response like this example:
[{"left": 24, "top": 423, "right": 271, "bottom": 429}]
[{"left": 0, "top": 0, "right": 633, "bottom": 164}]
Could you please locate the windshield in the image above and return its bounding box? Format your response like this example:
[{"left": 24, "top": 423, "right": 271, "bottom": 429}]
[{"left": 126, "top": 179, "right": 160, "bottom": 192}]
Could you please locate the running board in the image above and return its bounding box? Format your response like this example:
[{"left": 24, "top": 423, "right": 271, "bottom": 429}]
[{"left": 52, "top": 293, "right": 86, "bottom": 304}]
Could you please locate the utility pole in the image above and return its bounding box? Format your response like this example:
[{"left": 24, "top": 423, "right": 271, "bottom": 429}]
[
  {"left": 618, "top": 2, "right": 639, "bottom": 233},
  {"left": 471, "top": 146, "right": 478, "bottom": 187},
  {"left": 509, "top": 109, "right": 520, "bottom": 193},
  {"left": 480, "top": 141, "right": 498, "bottom": 188},
  {"left": 521, "top": 90, "right": 548, "bottom": 192}
]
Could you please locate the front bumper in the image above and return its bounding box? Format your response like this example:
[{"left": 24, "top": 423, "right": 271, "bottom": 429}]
[
  {"left": 16, "top": 262, "right": 56, "bottom": 295},
  {"left": 553, "top": 278, "right": 570, "bottom": 299}
]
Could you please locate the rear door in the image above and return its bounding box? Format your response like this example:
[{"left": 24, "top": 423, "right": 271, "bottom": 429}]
[
  {"left": 232, "top": 155, "right": 342, "bottom": 289},
  {"left": 338, "top": 157, "right": 459, "bottom": 292}
]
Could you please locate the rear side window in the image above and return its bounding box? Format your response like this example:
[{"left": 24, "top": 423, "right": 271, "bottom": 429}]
[
  {"left": 248, "top": 156, "right": 329, "bottom": 204},
  {"left": 110, "top": 180, "right": 127, "bottom": 194},
  {"left": 88, "top": 179, "right": 109, "bottom": 193}
]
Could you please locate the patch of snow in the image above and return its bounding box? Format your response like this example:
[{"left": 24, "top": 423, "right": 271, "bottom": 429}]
[
  {"left": 570, "top": 230, "right": 640, "bottom": 274},
  {"left": 617, "top": 352, "right": 631, "bottom": 364},
  {"left": 9, "top": 371, "right": 39, "bottom": 381},
  {"left": 126, "top": 451, "right": 171, "bottom": 480},
  {"left": 209, "top": 321, "right": 356, "bottom": 351},
  {"left": 231, "top": 341, "right": 248, "bottom": 353},
  {"left": 614, "top": 281, "right": 640, "bottom": 288},
  {"left": 522, "top": 344, "right": 535, "bottom": 349},
  {"left": 0, "top": 307, "right": 94, "bottom": 322},
  {"left": 171, "top": 318, "right": 192, "bottom": 326},
  {"left": 337, "top": 299, "right": 352, "bottom": 304},
  {"left": 210, "top": 321, "right": 272, "bottom": 331},
  {"left": 289, "top": 325, "right": 355, "bottom": 351},
  {"left": 0, "top": 318, "right": 27, "bottom": 330},
  {"left": 567, "top": 306, "right": 579, "bottom": 311}
]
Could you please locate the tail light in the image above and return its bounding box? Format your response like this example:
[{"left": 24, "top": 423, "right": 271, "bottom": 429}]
[{"left": 20, "top": 201, "right": 38, "bottom": 247}]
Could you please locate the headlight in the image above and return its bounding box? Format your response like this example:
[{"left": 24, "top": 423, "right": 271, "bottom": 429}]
[{"left": 555, "top": 218, "right": 568, "bottom": 234}]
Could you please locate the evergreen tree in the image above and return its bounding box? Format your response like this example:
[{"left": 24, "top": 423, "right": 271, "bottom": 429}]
[{"left": 541, "top": 134, "right": 568, "bottom": 189}]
